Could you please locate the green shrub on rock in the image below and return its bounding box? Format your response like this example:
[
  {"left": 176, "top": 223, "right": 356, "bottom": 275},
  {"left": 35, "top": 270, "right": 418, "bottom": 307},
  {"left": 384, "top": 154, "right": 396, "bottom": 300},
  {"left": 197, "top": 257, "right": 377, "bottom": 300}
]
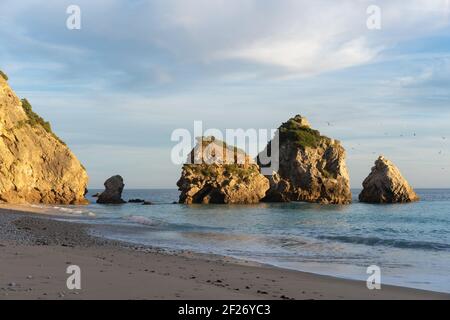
[
  {"left": 279, "top": 117, "right": 329, "bottom": 148},
  {"left": 0, "top": 70, "right": 8, "bottom": 81},
  {"left": 20, "top": 98, "right": 66, "bottom": 145}
]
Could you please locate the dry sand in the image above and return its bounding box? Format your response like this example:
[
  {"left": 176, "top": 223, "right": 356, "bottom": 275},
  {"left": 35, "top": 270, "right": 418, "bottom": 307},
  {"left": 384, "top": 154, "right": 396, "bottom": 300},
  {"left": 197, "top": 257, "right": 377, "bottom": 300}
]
[{"left": 0, "top": 207, "right": 449, "bottom": 300}]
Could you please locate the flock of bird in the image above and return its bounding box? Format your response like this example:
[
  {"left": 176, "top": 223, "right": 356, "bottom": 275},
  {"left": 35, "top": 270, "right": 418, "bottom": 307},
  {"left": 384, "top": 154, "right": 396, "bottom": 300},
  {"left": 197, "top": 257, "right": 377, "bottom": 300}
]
[{"left": 324, "top": 121, "right": 448, "bottom": 170}]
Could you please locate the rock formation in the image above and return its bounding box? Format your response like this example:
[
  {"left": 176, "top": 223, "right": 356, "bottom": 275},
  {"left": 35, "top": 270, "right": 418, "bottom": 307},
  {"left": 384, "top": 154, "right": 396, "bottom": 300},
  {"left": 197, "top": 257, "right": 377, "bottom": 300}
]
[
  {"left": 0, "top": 73, "right": 88, "bottom": 204},
  {"left": 97, "top": 175, "right": 126, "bottom": 204},
  {"left": 259, "top": 115, "right": 352, "bottom": 204},
  {"left": 359, "top": 156, "right": 419, "bottom": 203},
  {"left": 177, "top": 137, "right": 269, "bottom": 204}
]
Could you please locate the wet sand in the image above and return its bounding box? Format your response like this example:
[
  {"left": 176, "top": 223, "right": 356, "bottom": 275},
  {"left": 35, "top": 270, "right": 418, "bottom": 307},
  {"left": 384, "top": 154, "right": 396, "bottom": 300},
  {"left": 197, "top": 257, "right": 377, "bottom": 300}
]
[{"left": 0, "top": 207, "right": 449, "bottom": 300}]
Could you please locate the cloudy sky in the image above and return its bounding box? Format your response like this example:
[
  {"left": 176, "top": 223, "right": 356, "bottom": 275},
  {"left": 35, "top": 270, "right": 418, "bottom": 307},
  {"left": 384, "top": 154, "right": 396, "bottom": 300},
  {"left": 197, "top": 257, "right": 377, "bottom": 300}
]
[{"left": 1, "top": 0, "right": 450, "bottom": 188}]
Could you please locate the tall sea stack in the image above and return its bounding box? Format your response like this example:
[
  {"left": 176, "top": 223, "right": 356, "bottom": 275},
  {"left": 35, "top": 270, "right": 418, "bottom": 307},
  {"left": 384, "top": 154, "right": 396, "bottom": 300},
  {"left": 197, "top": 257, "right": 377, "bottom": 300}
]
[
  {"left": 0, "top": 72, "right": 89, "bottom": 204},
  {"left": 259, "top": 115, "right": 352, "bottom": 204}
]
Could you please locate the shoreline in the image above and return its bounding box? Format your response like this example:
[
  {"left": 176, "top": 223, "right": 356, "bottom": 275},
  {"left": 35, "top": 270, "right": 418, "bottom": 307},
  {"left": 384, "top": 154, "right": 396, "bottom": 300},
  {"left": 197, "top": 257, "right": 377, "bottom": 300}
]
[{"left": 0, "top": 206, "right": 449, "bottom": 300}]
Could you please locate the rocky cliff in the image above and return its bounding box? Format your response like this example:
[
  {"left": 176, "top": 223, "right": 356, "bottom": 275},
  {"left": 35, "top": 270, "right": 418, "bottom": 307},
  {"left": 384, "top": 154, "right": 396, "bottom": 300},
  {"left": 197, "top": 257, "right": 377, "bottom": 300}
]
[
  {"left": 359, "top": 156, "right": 419, "bottom": 203},
  {"left": 259, "top": 115, "right": 352, "bottom": 204},
  {"left": 0, "top": 73, "right": 88, "bottom": 204},
  {"left": 177, "top": 137, "right": 269, "bottom": 204}
]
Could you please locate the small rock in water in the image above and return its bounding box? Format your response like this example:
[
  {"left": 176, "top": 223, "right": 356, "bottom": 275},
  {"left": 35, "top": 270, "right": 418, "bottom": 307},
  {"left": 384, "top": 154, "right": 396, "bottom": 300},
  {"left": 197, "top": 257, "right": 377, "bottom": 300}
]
[
  {"left": 97, "top": 175, "right": 126, "bottom": 204},
  {"left": 359, "top": 156, "right": 419, "bottom": 204},
  {"left": 128, "top": 199, "right": 145, "bottom": 203}
]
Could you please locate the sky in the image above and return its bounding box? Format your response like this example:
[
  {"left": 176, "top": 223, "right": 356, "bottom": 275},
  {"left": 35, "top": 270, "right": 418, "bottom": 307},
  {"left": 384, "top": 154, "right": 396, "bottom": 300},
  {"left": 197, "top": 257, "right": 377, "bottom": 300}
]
[{"left": 1, "top": 0, "right": 450, "bottom": 189}]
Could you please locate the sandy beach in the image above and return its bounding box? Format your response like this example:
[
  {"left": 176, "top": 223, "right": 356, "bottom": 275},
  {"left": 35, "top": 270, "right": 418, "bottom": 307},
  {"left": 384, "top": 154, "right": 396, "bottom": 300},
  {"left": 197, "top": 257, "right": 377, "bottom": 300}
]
[{"left": 0, "top": 207, "right": 448, "bottom": 300}]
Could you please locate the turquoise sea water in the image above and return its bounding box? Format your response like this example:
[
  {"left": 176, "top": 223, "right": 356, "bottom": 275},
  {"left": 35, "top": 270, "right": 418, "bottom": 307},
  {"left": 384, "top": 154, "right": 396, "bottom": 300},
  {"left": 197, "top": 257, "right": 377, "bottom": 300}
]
[{"left": 43, "top": 189, "right": 450, "bottom": 293}]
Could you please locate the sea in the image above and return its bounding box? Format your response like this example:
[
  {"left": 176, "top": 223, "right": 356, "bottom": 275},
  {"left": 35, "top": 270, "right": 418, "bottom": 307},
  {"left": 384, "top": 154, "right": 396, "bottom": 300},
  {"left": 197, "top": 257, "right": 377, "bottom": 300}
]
[{"left": 34, "top": 188, "right": 450, "bottom": 294}]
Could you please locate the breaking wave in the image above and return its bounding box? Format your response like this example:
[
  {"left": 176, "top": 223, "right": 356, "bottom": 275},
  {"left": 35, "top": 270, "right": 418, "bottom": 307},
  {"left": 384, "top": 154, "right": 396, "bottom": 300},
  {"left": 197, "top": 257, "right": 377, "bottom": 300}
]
[{"left": 318, "top": 235, "right": 450, "bottom": 251}]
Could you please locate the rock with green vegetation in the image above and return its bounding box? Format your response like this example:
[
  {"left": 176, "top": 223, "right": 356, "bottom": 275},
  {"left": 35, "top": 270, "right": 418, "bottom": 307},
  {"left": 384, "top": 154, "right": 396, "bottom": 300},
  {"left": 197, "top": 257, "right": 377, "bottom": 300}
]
[
  {"left": 20, "top": 98, "right": 65, "bottom": 145},
  {"left": 278, "top": 116, "right": 329, "bottom": 148},
  {"left": 0, "top": 70, "right": 8, "bottom": 81},
  {"left": 259, "top": 115, "right": 352, "bottom": 204},
  {"left": 177, "top": 137, "right": 269, "bottom": 204},
  {"left": 0, "top": 75, "right": 89, "bottom": 204}
]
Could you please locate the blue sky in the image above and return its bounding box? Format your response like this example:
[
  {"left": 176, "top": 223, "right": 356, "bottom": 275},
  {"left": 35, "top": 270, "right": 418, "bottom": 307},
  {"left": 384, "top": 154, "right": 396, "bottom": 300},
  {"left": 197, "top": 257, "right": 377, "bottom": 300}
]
[{"left": 1, "top": 0, "right": 450, "bottom": 188}]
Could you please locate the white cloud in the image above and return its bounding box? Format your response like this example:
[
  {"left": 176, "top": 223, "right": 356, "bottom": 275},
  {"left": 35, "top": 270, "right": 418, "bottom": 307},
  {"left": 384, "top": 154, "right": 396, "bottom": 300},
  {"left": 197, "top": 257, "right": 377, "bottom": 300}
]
[
  {"left": 146, "top": 0, "right": 449, "bottom": 76},
  {"left": 1, "top": 0, "right": 449, "bottom": 79},
  {"left": 388, "top": 57, "right": 450, "bottom": 87},
  {"left": 1, "top": 0, "right": 450, "bottom": 187},
  {"left": 218, "top": 37, "right": 380, "bottom": 76}
]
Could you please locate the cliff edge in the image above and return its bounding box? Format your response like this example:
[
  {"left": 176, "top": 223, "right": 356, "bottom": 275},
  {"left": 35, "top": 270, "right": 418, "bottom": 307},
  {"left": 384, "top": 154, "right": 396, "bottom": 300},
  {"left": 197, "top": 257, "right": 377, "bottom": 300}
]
[{"left": 0, "top": 73, "right": 88, "bottom": 204}]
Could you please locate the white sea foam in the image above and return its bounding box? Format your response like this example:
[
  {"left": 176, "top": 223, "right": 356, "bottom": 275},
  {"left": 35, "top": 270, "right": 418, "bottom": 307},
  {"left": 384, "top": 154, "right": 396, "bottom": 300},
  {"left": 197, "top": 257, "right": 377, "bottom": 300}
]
[
  {"left": 126, "top": 215, "right": 162, "bottom": 227},
  {"left": 29, "top": 204, "right": 96, "bottom": 217}
]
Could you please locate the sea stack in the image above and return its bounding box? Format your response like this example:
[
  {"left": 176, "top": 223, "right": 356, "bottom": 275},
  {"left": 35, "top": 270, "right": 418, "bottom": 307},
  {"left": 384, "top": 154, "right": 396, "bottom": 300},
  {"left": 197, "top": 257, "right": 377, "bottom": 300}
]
[
  {"left": 177, "top": 137, "right": 269, "bottom": 204},
  {"left": 0, "top": 72, "right": 88, "bottom": 204},
  {"left": 259, "top": 115, "right": 352, "bottom": 204},
  {"left": 97, "top": 175, "right": 126, "bottom": 204},
  {"left": 359, "top": 156, "right": 419, "bottom": 203}
]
